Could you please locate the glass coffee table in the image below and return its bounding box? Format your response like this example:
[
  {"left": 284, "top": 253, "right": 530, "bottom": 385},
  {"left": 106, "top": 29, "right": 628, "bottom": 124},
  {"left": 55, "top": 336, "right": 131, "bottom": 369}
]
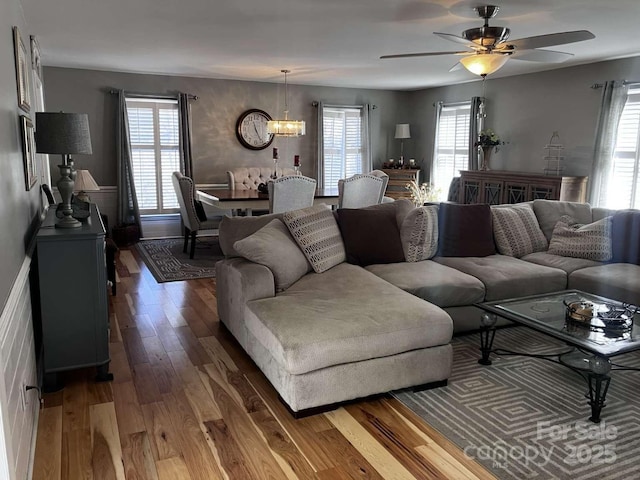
[{"left": 476, "top": 290, "right": 640, "bottom": 423}]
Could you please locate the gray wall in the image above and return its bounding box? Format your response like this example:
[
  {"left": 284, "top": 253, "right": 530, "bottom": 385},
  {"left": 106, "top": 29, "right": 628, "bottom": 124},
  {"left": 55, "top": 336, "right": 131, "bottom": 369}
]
[
  {"left": 410, "top": 56, "right": 640, "bottom": 182},
  {"left": 42, "top": 67, "right": 411, "bottom": 186},
  {"left": 0, "top": 1, "right": 43, "bottom": 310}
]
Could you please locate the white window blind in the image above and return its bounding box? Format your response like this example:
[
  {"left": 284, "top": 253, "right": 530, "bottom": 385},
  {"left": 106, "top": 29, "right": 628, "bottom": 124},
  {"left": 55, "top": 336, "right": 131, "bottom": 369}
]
[
  {"left": 126, "top": 98, "right": 180, "bottom": 213},
  {"left": 432, "top": 103, "right": 471, "bottom": 201},
  {"left": 605, "top": 86, "right": 640, "bottom": 209},
  {"left": 322, "top": 106, "right": 366, "bottom": 189}
]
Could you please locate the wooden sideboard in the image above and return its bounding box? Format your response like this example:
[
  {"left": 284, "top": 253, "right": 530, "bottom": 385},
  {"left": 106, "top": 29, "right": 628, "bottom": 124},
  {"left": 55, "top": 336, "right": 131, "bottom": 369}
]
[
  {"left": 458, "top": 170, "right": 588, "bottom": 205},
  {"left": 382, "top": 168, "right": 421, "bottom": 200}
]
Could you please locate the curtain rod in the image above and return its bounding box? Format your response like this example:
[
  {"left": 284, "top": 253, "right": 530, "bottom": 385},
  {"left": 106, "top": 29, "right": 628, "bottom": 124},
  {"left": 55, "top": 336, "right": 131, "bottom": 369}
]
[
  {"left": 108, "top": 89, "right": 198, "bottom": 100},
  {"left": 590, "top": 80, "right": 640, "bottom": 89},
  {"left": 311, "top": 101, "right": 377, "bottom": 109}
]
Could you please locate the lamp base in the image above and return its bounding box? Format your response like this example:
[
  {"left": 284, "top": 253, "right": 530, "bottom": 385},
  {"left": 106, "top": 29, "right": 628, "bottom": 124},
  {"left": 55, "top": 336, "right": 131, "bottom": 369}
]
[
  {"left": 56, "top": 163, "right": 82, "bottom": 229},
  {"left": 56, "top": 215, "right": 82, "bottom": 229}
]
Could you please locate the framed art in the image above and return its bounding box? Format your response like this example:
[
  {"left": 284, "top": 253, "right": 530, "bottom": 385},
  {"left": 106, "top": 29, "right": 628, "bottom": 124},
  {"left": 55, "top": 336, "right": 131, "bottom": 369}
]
[
  {"left": 13, "top": 26, "right": 31, "bottom": 112},
  {"left": 20, "top": 115, "right": 37, "bottom": 190},
  {"left": 30, "top": 35, "right": 42, "bottom": 83}
]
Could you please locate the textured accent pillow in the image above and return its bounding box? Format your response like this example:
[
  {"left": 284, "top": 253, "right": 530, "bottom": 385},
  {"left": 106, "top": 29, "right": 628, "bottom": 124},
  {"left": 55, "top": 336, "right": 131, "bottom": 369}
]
[
  {"left": 233, "top": 219, "right": 311, "bottom": 291},
  {"left": 492, "top": 205, "right": 548, "bottom": 258},
  {"left": 400, "top": 205, "right": 439, "bottom": 262},
  {"left": 547, "top": 215, "right": 612, "bottom": 261},
  {"left": 283, "top": 204, "right": 346, "bottom": 273},
  {"left": 337, "top": 207, "right": 405, "bottom": 266},
  {"left": 437, "top": 203, "right": 496, "bottom": 257}
]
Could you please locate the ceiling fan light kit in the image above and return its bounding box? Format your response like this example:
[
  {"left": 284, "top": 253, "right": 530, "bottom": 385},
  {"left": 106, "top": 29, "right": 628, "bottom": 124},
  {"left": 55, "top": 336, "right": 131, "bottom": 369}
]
[{"left": 380, "top": 4, "right": 595, "bottom": 78}]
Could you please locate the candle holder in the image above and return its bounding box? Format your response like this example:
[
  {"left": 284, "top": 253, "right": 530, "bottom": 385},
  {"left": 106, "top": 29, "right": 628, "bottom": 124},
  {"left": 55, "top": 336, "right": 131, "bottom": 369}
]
[{"left": 294, "top": 155, "right": 301, "bottom": 175}]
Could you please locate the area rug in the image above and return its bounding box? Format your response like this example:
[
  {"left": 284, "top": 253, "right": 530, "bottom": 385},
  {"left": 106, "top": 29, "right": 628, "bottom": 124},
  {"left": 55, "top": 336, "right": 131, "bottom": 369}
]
[
  {"left": 394, "top": 327, "right": 640, "bottom": 480},
  {"left": 135, "top": 237, "right": 224, "bottom": 283}
]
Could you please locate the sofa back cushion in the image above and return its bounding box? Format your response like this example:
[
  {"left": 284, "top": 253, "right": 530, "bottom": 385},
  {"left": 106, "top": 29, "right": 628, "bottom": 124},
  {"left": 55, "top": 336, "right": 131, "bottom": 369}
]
[
  {"left": 283, "top": 204, "right": 346, "bottom": 273},
  {"left": 437, "top": 203, "right": 496, "bottom": 257},
  {"left": 400, "top": 205, "right": 439, "bottom": 262},
  {"left": 219, "top": 212, "right": 284, "bottom": 257},
  {"left": 337, "top": 205, "right": 405, "bottom": 266},
  {"left": 610, "top": 209, "right": 640, "bottom": 264},
  {"left": 532, "top": 199, "right": 593, "bottom": 241},
  {"left": 233, "top": 219, "right": 312, "bottom": 291},
  {"left": 547, "top": 215, "right": 612, "bottom": 261},
  {"left": 491, "top": 204, "right": 548, "bottom": 258}
]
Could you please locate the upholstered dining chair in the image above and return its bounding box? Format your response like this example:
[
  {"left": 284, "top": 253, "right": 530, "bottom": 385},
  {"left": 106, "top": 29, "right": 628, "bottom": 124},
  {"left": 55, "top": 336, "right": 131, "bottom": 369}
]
[
  {"left": 338, "top": 171, "right": 389, "bottom": 208},
  {"left": 172, "top": 171, "right": 221, "bottom": 259},
  {"left": 268, "top": 175, "right": 317, "bottom": 214},
  {"left": 227, "top": 167, "right": 297, "bottom": 190}
]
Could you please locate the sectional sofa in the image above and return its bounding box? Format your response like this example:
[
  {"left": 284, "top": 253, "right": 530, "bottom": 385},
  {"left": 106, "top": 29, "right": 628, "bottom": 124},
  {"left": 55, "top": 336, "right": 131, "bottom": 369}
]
[{"left": 215, "top": 198, "right": 640, "bottom": 414}]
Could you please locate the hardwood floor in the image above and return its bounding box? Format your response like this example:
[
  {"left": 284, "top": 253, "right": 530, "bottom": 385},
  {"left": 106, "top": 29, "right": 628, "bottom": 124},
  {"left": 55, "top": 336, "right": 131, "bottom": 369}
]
[{"left": 32, "top": 247, "right": 496, "bottom": 480}]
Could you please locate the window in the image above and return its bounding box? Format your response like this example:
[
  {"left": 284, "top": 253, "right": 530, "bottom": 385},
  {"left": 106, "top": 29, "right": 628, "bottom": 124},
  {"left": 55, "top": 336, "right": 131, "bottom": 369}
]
[
  {"left": 320, "top": 105, "right": 370, "bottom": 189},
  {"left": 603, "top": 86, "right": 640, "bottom": 209},
  {"left": 126, "top": 98, "right": 180, "bottom": 214},
  {"left": 432, "top": 102, "right": 471, "bottom": 201}
]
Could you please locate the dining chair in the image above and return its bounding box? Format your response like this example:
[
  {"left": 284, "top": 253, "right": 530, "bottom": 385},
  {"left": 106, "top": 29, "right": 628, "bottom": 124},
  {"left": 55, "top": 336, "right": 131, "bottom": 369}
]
[
  {"left": 172, "top": 171, "right": 222, "bottom": 259},
  {"left": 338, "top": 171, "right": 389, "bottom": 208},
  {"left": 268, "top": 175, "right": 317, "bottom": 214}
]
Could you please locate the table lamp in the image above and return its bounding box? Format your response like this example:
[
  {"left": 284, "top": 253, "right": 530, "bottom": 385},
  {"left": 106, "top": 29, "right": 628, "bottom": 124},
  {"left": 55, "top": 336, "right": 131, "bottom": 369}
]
[
  {"left": 35, "top": 112, "right": 92, "bottom": 228},
  {"left": 74, "top": 170, "right": 100, "bottom": 202},
  {"left": 395, "top": 123, "right": 410, "bottom": 166}
]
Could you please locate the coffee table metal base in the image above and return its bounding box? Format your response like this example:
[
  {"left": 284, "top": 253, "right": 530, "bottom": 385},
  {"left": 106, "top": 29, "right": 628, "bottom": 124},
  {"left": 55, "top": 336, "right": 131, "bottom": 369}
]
[{"left": 477, "top": 316, "right": 619, "bottom": 423}]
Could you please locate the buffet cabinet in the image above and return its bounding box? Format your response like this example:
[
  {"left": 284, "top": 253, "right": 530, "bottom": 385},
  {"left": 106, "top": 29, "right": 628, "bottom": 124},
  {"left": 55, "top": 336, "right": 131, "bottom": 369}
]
[
  {"left": 458, "top": 170, "right": 588, "bottom": 205},
  {"left": 36, "top": 204, "right": 112, "bottom": 390},
  {"left": 382, "top": 168, "right": 421, "bottom": 200}
]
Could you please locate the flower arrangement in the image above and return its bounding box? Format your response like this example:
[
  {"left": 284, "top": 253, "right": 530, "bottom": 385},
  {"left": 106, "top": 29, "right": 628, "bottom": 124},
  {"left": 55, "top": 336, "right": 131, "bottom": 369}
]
[
  {"left": 475, "top": 129, "right": 505, "bottom": 151},
  {"left": 405, "top": 181, "right": 441, "bottom": 207}
]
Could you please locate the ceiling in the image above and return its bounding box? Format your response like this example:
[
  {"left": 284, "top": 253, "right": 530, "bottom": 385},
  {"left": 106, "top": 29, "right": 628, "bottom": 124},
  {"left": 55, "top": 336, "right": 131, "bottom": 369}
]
[{"left": 21, "top": 0, "right": 640, "bottom": 91}]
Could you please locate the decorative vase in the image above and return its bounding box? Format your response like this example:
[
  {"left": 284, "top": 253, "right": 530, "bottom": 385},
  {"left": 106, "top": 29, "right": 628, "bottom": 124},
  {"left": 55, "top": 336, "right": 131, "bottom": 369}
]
[{"left": 480, "top": 146, "right": 493, "bottom": 171}]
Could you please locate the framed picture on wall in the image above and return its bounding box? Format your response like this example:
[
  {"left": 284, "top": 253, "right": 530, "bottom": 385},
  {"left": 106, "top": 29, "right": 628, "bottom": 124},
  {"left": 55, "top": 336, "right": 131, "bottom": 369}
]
[
  {"left": 20, "top": 115, "right": 37, "bottom": 190},
  {"left": 30, "top": 35, "right": 43, "bottom": 83},
  {"left": 13, "top": 26, "right": 31, "bottom": 112}
]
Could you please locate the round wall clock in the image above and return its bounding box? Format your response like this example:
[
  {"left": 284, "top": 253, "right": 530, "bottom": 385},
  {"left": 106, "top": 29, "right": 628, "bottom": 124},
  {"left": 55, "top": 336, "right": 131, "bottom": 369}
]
[{"left": 235, "top": 109, "right": 275, "bottom": 150}]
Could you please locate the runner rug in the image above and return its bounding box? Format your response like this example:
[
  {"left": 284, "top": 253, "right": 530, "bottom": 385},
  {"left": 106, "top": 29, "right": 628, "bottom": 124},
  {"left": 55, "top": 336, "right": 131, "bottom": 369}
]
[
  {"left": 394, "top": 327, "right": 640, "bottom": 480},
  {"left": 136, "top": 237, "right": 224, "bottom": 283}
]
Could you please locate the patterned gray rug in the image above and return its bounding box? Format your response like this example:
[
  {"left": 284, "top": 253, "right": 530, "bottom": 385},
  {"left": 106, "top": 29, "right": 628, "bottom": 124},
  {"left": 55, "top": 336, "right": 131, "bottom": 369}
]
[
  {"left": 136, "top": 237, "right": 224, "bottom": 283},
  {"left": 394, "top": 327, "right": 640, "bottom": 480}
]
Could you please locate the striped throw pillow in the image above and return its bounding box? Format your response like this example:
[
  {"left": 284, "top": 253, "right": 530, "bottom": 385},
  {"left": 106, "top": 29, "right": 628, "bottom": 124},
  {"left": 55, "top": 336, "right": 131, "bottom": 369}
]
[{"left": 492, "top": 205, "right": 548, "bottom": 258}]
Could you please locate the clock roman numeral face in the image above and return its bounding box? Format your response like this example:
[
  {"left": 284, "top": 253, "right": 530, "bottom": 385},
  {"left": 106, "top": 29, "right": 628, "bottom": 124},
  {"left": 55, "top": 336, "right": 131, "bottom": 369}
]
[{"left": 236, "top": 109, "right": 275, "bottom": 150}]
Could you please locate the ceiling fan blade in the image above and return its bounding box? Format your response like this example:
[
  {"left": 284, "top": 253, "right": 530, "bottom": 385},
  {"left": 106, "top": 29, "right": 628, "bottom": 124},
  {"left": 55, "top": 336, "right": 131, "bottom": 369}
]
[
  {"left": 504, "top": 30, "right": 595, "bottom": 50},
  {"left": 449, "top": 62, "right": 464, "bottom": 72},
  {"left": 434, "top": 32, "right": 479, "bottom": 48},
  {"left": 511, "top": 49, "right": 573, "bottom": 63},
  {"left": 380, "top": 51, "right": 469, "bottom": 59}
]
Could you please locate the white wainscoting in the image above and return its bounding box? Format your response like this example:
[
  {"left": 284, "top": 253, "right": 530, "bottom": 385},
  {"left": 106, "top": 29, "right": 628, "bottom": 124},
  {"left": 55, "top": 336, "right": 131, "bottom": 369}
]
[{"left": 0, "top": 256, "right": 39, "bottom": 480}]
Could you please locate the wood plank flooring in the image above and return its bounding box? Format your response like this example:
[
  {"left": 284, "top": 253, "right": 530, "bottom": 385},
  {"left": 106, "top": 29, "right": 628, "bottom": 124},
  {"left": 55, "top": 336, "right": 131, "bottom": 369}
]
[{"left": 32, "top": 246, "right": 496, "bottom": 480}]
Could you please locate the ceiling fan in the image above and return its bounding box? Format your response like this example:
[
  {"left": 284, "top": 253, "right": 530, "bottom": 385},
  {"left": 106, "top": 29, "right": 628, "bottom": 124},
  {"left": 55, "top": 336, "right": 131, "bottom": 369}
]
[{"left": 381, "top": 5, "right": 595, "bottom": 76}]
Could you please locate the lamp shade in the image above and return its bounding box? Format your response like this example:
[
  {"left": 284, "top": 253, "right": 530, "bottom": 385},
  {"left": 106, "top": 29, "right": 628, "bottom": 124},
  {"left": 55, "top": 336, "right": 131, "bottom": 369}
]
[
  {"left": 74, "top": 170, "right": 100, "bottom": 192},
  {"left": 460, "top": 53, "right": 509, "bottom": 76},
  {"left": 35, "top": 112, "right": 93, "bottom": 154},
  {"left": 395, "top": 123, "right": 411, "bottom": 139}
]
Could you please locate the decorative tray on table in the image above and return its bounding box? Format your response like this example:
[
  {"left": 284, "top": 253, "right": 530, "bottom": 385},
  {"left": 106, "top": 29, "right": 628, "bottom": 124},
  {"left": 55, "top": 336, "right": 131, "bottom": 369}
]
[{"left": 564, "top": 295, "right": 638, "bottom": 333}]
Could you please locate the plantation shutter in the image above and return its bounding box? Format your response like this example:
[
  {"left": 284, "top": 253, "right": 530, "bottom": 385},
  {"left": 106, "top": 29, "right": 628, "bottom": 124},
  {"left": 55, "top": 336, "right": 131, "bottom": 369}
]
[
  {"left": 432, "top": 102, "right": 471, "bottom": 200},
  {"left": 607, "top": 86, "right": 640, "bottom": 209}
]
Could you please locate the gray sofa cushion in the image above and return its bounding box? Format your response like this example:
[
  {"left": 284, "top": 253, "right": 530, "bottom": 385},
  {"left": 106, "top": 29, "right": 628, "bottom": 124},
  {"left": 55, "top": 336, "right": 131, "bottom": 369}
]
[
  {"left": 521, "top": 252, "right": 602, "bottom": 274},
  {"left": 434, "top": 254, "right": 567, "bottom": 301},
  {"left": 245, "top": 263, "right": 453, "bottom": 375},
  {"left": 533, "top": 199, "right": 593, "bottom": 241},
  {"left": 365, "top": 260, "right": 485, "bottom": 307},
  {"left": 233, "top": 219, "right": 311, "bottom": 292},
  {"left": 569, "top": 263, "right": 640, "bottom": 306},
  {"left": 219, "top": 212, "right": 284, "bottom": 257}
]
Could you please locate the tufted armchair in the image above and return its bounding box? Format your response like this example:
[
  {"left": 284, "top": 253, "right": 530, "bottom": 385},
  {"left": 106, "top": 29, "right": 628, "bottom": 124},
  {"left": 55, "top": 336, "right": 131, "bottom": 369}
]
[
  {"left": 227, "top": 167, "right": 297, "bottom": 190},
  {"left": 337, "top": 170, "right": 389, "bottom": 208},
  {"left": 172, "top": 171, "right": 222, "bottom": 259},
  {"left": 268, "top": 175, "right": 317, "bottom": 214}
]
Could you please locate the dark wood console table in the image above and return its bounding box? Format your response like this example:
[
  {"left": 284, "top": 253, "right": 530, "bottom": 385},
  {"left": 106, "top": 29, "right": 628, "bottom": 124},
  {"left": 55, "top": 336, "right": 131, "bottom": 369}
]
[{"left": 459, "top": 170, "right": 588, "bottom": 205}]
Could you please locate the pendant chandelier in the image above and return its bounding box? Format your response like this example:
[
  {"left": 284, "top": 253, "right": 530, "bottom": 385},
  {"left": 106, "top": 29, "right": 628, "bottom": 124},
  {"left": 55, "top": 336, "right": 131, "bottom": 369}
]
[{"left": 267, "top": 69, "right": 306, "bottom": 137}]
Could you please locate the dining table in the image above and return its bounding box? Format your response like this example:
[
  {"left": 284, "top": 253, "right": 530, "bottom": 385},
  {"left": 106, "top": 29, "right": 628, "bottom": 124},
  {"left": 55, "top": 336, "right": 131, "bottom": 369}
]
[{"left": 196, "top": 187, "right": 340, "bottom": 216}]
